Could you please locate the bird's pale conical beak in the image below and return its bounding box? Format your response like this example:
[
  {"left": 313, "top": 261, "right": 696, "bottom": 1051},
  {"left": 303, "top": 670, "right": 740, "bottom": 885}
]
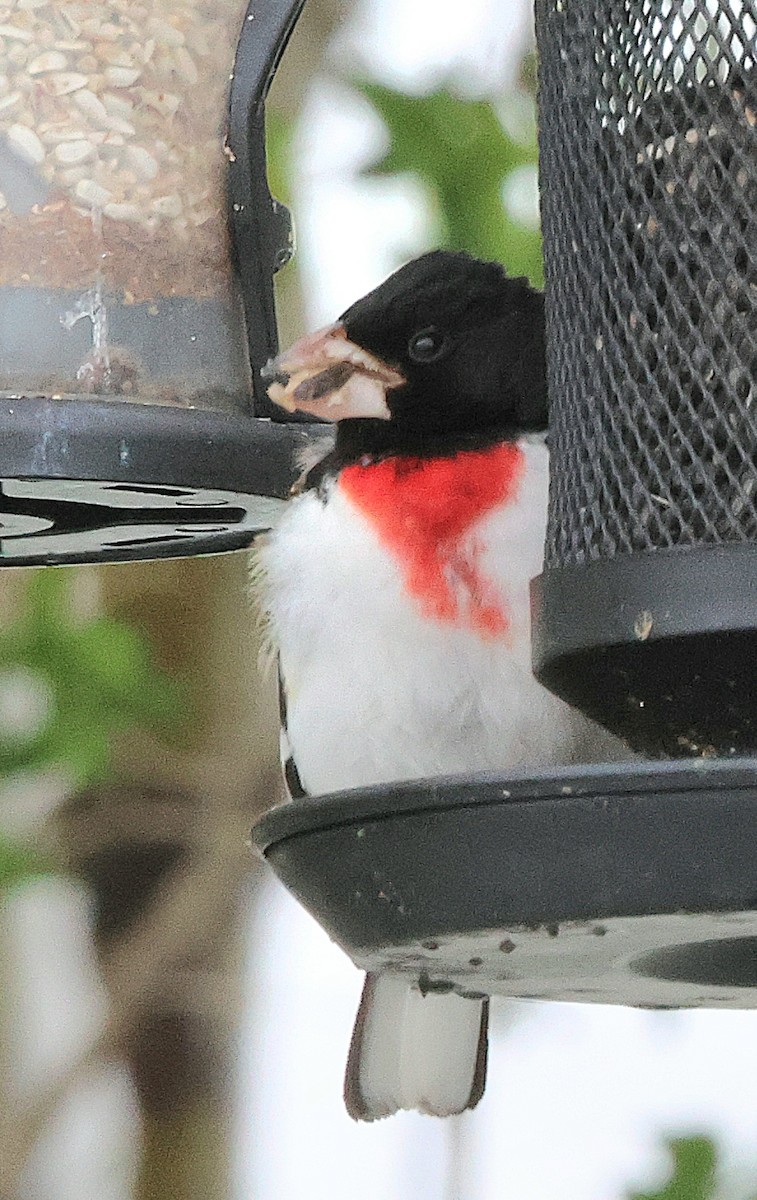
[{"left": 262, "top": 323, "right": 405, "bottom": 422}]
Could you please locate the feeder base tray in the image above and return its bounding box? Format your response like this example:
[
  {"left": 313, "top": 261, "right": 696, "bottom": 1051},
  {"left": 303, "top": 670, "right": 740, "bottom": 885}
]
[
  {"left": 0, "top": 397, "right": 322, "bottom": 565},
  {"left": 253, "top": 758, "right": 757, "bottom": 1009}
]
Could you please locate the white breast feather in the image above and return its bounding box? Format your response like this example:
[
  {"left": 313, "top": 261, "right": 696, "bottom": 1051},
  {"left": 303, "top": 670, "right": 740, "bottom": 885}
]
[{"left": 257, "top": 440, "right": 620, "bottom": 795}]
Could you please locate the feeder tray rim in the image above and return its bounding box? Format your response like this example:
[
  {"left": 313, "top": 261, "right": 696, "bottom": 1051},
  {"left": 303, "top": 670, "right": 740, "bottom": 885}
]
[
  {"left": 252, "top": 755, "right": 757, "bottom": 851},
  {"left": 0, "top": 394, "right": 323, "bottom": 495}
]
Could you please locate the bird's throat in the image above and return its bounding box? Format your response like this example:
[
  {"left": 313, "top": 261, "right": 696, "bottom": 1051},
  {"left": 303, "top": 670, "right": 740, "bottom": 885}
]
[{"left": 339, "top": 443, "right": 524, "bottom": 637}]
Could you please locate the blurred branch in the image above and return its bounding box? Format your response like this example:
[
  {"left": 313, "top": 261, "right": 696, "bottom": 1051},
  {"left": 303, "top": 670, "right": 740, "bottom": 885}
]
[
  {"left": 0, "top": 776, "right": 269, "bottom": 1195},
  {"left": 0, "top": 551, "right": 281, "bottom": 1197}
]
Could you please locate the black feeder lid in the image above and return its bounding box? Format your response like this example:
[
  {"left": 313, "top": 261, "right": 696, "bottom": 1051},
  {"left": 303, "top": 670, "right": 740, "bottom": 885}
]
[
  {"left": 253, "top": 758, "right": 757, "bottom": 1009},
  {"left": 0, "top": 0, "right": 319, "bottom": 567}
]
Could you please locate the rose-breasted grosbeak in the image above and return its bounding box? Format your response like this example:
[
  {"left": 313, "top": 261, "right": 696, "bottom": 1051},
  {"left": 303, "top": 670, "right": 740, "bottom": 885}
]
[{"left": 257, "top": 250, "right": 623, "bottom": 1120}]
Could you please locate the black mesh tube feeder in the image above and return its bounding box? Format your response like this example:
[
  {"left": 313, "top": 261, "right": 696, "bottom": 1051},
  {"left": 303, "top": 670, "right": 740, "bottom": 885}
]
[
  {"left": 531, "top": 0, "right": 757, "bottom": 758},
  {"left": 0, "top": 0, "right": 317, "bottom": 566},
  {"left": 253, "top": 0, "right": 757, "bottom": 1013}
]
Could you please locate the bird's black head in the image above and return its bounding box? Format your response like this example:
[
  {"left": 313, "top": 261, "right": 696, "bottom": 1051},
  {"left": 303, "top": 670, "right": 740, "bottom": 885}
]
[{"left": 266, "top": 249, "right": 547, "bottom": 464}]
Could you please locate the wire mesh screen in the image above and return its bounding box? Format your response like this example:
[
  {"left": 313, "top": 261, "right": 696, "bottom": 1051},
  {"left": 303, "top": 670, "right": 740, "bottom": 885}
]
[{"left": 536, "top": 0, "right": 757, "bottom": 567}]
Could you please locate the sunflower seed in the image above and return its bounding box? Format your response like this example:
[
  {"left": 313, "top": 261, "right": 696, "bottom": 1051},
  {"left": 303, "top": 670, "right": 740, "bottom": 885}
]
[
  {"left": 173, "top": 46, "right": 198, "bottom": 84},
  {"left": 104, "top": 66, "right": 141, "bottom": 88},
  {"left": 75, "top": 177, "right": 112, "bottom": 206},
  {"left": 103, "top": 200, "right": 140, "bottom": 221},
  {"left": 7, "top": 122, "right": 45, "bottom": 163},
  {"left": 28, "top": 50, "right": 67, "bottom": 73},
  {"left": 146, "top": 17, "right": 185, "bottom": 46},
  {"left": 124, "top": 144, "right": 158, "bottom": 180},
  {"left": 50, "top": 72, "right": 88, "bottom": 95},
  {"left": 0, "top": 23, "right": 33, "bottom": 41},
  {"left": 0, "top": 89, "right": 21, "bottom": 112},
  {"left": 53, "top": 139, "right": 94, "bottom": 164},
  {"left": 141, "top": 89, "right": 179, "bottom": 117},
  {"left": 151, "top": 192, "right": 182, "bottom": 217},
  {"left": 73, "top": 88, "right": 109, "bottom": 123}
]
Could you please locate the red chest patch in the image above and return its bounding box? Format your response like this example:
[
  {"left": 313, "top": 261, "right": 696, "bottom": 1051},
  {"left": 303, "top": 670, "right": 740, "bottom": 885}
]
[{"left": 339, "top": 443, "right": 524, "bottom": 638}]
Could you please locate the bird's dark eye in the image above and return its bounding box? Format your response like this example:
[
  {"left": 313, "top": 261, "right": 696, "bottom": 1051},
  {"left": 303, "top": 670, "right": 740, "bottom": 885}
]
[{"left": 408, "top": 327, "right": 448, "bottom": 364}]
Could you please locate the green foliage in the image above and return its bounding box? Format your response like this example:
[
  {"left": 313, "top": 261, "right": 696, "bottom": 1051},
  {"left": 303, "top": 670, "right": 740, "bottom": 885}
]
[
  {"left": 0, "top": 569, "right": 184, "bottom": 894},
  {"left": 355, "top": 81, "right": 543, "bottom": 287},
  {"left": 628, "top": 1137, "right": 718, "bottom": 1200},
  {"left": 0, "top": 569, "right": 184, "bottom": 787},
  {"left": 0, "top": 836, "right": 49, "bottom": 892},
  {"left": 265, "top": 107, "right": 295, "bottom": 208}
]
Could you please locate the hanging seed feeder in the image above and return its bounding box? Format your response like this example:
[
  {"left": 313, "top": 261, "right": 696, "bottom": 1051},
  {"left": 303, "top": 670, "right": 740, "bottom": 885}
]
[
  {"left": 253, "top": 0, "right": 757, "bottom": 1015},
  {"left": 531, "top": 0, "right": 757, "bottom": 759},
  {"left": 0, "top": 0, "right": 315, "bottom": 565}
]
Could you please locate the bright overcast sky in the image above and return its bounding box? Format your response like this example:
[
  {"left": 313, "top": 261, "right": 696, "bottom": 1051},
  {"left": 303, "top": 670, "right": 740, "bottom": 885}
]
[{"left": 242, "top": 879, "right": 757, "bottom": 1200}]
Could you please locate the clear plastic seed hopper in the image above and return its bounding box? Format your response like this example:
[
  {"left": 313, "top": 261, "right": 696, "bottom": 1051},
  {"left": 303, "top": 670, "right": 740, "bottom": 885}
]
[{"left": 0, "top": 0, "right": 314, "bottom": 565}]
